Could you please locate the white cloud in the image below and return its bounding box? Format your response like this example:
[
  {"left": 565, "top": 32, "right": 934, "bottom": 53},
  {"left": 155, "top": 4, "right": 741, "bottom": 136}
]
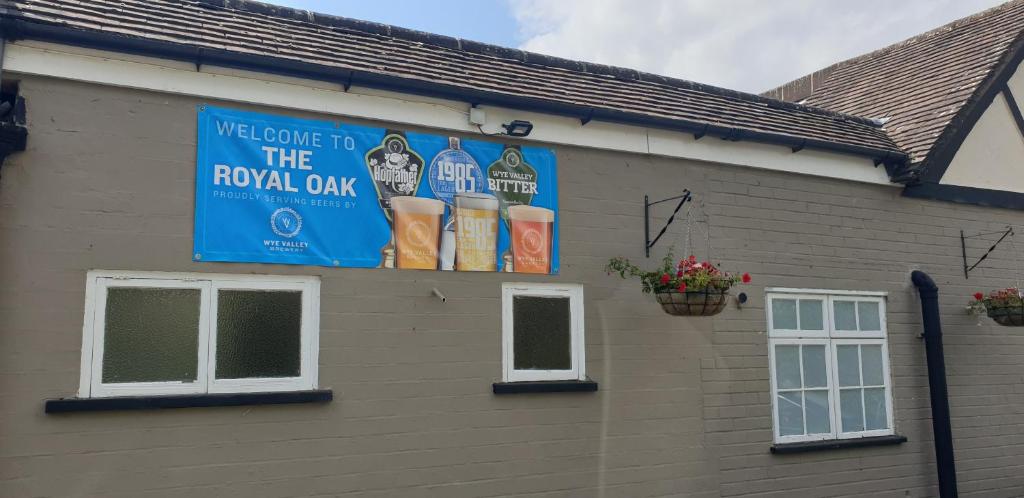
[{"left": 510, "top": 0, "right": 1008, "bottom": 93}]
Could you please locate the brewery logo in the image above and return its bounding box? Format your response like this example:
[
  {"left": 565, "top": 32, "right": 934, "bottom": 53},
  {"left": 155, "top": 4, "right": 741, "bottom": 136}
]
[
  {"left": 520, "top": 228, "right": 545, "bottom": 255},
  {"left": 270, "top": 207, "right": 303, "bottom": 238},
  {"left": 365, "top": 131, "right": 425, "bottom": 221},
  {"left": 428, "top": 137, "right": 485, "bottom": 205},
  {"left": 487, "top": 146, "right": 538, "bottom": 222},
  {"left": 404, "top": 220, "right": 432, "bottom": 248}
]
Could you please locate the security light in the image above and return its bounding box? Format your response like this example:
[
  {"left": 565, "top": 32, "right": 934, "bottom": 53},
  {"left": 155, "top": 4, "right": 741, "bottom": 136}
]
[{"left": 501, "top": 120, "right": 533, "bottom": 137}]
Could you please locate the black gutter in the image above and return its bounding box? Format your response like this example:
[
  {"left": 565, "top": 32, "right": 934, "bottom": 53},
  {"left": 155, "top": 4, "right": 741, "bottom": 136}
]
[
  {"left": 0, "top": 19, "right": 910, "bottom": 168},
  {"left": 910, "top": 270, "right": 958, "bottom": 498}
]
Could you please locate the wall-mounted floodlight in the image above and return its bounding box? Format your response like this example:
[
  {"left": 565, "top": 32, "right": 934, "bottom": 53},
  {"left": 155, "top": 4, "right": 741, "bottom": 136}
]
[{"left": 501, "top": 120, "right": 534, "bottom": 137}]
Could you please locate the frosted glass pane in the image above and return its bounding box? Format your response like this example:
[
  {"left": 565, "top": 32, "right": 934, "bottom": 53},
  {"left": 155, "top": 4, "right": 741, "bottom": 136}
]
[
  {"left": 801, "top": 345, "right": 827, "bottom": 388},
  {"left": 799, "top": 300, "right": 824, "bottom": 330},
  {"left": 102, "top": 287, "right": 200, "bottom": 383},
  {"left": 834, "top": 301, "right": 858, "bottom": 330},
  {"left": 772, "top": 299, "right": 797, "bottom": 329},
  {"left": 840, "top": 389, "right": 865, "bottom": 432},
  {"left": 861, "top": 345, "right": 885, "bottom": 386},
  {"left": 778, "top": 391, "right": 804, "bottom": 436},
  {"left": 805, "top": 390, "right": 831, "bottom": 434},
  {"left": 864, "top": 388, "right": 888, "bottom": 430},
  {"left": 837, "top": 345, "right": 861, "bottom": 387},
  {"left": 774, "top": 345, "right": 801, "bottom": 389},
  {"left": 215, "top": 290, "right": 302, "bottom": 379},
  {"left": 858, "top": 302, "right": 881, "bottom": 331},
  {"left": 513, "top": 296, "right": 571, "bottom": 370}
]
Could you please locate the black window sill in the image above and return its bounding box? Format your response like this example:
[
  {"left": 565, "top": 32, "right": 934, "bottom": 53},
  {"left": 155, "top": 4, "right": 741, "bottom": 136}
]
[
  {"left": 44, "top": 389, "right": 333, "bottom": 414},
  {"left": 493, "top": 379, "right": 598, "bottom": 394},
  {"left": 770, "top": 434, "right": 907, "bottom": 454}
]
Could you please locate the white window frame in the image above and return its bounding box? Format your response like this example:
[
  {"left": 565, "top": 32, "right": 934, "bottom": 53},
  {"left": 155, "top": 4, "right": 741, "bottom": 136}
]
[
  {"left": 79, "top": 270, "right": 320, "bottom": 398},
  {"left": 502, "top": 283, "right": 585, "bottom": 382},
  {"left": 768, "top": 337, "right": 835, "bottom": 444},
  {"left": 831, "top": 338, "right": 895, "bottom": 439},
  {"left": 766, "top": 288, "right": 893, "bottom": 444}
]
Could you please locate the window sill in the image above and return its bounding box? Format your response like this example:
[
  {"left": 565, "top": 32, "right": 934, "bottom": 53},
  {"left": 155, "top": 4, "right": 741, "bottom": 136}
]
[
  {"left": 44, "top": 389, "right": 333, "bottom": 413},
  {"left": 493, "top": 379, "right": 598, "bottom": 394},
  {"left": 770, "top": 434, "right": 907, "bottom": 454}
]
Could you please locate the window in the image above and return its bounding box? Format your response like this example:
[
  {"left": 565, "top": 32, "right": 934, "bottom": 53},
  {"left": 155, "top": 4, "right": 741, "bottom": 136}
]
[
  {"left": 502, "top": 283, "right": 585, "bottom": 382},
  {"left": 767, "top": 289, "right": 893, "bottom": 443},
  {"left": 79, "top": 271, "right": 320, "bottom": 398}
]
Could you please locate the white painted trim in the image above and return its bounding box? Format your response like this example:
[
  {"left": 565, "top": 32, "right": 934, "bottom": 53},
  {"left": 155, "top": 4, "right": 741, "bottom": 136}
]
[
  {"left": 206, "top": 279, "right": 318, "bottom": 394},
  {"left": 766, "top": 289, "right": 894, "bottom": 444},
  {"left": 501, "top": 283, "right": 585, "bottom": 382},
  {"left": 766, "top": 293, "right": 829, "bottom": 339},
  {"left": 827, "top": 296, "right": 887, "bottom": 339},
  {"left": 765, "top": 288, "right": 888, "bottom": 297},
  {"left": 79, "top": 270, "right": 321, "bottom": 398},
  {"left": 3, "top": 41, "right": 898, "bottom": 187},
  {"left": 831, "top": 339, "right": 895, "bottom": 439},
  {"left": 768, "top": 338, "right": 836, "bottom": 444},
  {"left": 88, "top": 277, "right": 211, "bottom": 398}
]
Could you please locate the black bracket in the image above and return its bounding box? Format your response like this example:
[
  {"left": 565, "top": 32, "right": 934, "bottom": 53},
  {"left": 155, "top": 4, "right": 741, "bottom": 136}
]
[
  {"left": 343, "top": 71, "right": 355, "bottom": 92},
  {"left": 580, "top": 109, "right": 594, "bottom": 126},
  {"left": 693, "top": 124, "right": 709, "bottom": 140},
  {"left": 961, "top": 226, "right": 1014, "bottom": 279},
  {"left": 644, "top": 190, "right": 692, "bottom": 258}
]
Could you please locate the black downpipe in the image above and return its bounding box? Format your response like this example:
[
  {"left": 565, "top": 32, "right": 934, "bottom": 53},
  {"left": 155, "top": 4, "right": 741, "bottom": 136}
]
[{"left": 911, "top": 271, "right": 958, "bottom": 498}]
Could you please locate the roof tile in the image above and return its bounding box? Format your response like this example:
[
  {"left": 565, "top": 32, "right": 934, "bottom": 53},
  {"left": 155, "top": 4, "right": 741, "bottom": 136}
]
[{"left": 2, "top": 0, "right": 904, "bottom": 159}]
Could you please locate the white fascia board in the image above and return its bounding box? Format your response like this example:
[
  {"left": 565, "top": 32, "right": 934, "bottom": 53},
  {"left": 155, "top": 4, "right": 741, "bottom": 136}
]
[{"left": 4, "top": 40, "right": 895, "bottom": 186}]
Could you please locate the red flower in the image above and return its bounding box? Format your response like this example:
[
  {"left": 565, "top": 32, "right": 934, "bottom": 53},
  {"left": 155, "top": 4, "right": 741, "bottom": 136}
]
[
  {"left": 973, "top": 292, "right": 984, "bottom": 301},
  {"left": 677, "top": 282, "right": 687, "bottom": 292},
  {"left": 676, "top": 270, "right": 684, "bottom": 277},
  {"left": 742, "top": 273, "right": 752, "bottom": 284},
  {"left": 660, "top": 274, "right": 671, "bottom": 285},
  {"left": 689, "top": 255, "right": 697, "bottom": 263}
]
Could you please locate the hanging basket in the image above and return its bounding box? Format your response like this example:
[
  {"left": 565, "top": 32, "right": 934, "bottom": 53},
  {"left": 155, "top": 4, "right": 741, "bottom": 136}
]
[
  {"left": 654, "top": 287, "right": 729, "bottom": 316},
  {"left": 986, "top": 306, "right": 1024, "bottom": 326}
]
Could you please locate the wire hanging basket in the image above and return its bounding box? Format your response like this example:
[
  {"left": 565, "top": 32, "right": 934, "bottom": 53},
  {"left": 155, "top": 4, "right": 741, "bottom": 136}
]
[
  {"left": 986, "top": 303, "right": 1024, "bottom": 326},
  {"left": 654, "top": 286, "right": 729, "bottom": 316},
  {"left": 606, "top": 195, "right": 750, "bottom": 318},
  {"left": 967, "top": 228, "right": 1024, "bottom": 327}
]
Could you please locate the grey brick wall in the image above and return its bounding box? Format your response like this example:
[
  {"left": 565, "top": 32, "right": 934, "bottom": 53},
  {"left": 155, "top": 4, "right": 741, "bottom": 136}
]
[{"left": 1, "top": 75, "right": 1022, "bottom": 497}]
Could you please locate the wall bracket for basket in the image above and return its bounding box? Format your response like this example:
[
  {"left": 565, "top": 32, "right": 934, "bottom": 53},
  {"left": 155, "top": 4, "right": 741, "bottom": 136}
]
[
  {"left": 644, "top": 190, "right": 691, "bottom": 258},
  {"left": 961, "top": 226, "right": 1014, "bottom": 279}
]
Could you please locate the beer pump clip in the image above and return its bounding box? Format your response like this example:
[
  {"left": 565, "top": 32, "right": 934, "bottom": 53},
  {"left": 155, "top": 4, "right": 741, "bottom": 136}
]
[
  {"left": 428, "top": 137, "right": 485, "bottom": 270},
  {"left": 364, "top": 130, "right": 425, "bottom": 268}
]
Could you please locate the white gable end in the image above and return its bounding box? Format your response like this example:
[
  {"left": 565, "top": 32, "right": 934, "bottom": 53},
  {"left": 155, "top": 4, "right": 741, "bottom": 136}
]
[{"left": 939, "top": 61, "right": 1024, "bottom": 193}]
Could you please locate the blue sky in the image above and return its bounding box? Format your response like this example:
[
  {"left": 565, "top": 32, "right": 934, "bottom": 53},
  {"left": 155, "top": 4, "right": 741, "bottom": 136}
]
[
  {"left": 267, "top": 1, "right": 519, "bottom": 47},
  {"left": 262, "top": 0, "right": 1007, "bottom": 93}
]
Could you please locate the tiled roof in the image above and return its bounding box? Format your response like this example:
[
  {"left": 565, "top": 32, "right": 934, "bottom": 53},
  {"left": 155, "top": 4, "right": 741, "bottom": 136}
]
[
  {"left": 0, "top": 0, "right": 906, "bottom": 162},
  {"left": 765, "top": 0, "right": 1024, "bottom": 168}
]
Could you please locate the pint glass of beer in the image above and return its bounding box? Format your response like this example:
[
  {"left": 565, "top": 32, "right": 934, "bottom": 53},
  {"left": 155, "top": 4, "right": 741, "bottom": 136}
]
[
  {"left": 454, "top": 193, "right": 499, "bottom": 271},
  {"left": 391, "top": 196, "right": 445, "bottom": 270},
  {"left": 507, "top": 205, "right": 554, "bottom": 274}
]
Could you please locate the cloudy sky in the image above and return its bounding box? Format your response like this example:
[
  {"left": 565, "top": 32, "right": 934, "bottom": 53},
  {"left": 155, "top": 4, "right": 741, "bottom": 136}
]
[{"left": 266, "top": 0, "right": 1007, "bottom": 93}]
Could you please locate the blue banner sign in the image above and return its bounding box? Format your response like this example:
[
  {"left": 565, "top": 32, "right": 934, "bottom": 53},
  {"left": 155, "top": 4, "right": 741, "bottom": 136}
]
[{"left": 194, "top": 106, "right": 559, "bottom": 273}]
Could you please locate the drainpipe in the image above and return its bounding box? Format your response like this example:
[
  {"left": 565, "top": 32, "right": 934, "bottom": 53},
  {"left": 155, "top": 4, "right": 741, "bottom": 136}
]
[{"left": 910, "top": 270, "right": 958, "bottom": 498}]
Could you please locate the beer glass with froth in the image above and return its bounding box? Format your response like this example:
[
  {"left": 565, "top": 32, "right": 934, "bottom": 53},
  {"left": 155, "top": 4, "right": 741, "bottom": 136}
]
[
  {"left": 454, "top": 193, "right": 499, "bottom": 271},
  {"left": 391, "top": 196, "right": 445, "bottom": 270},
  {"left": 507, "top": 205, "right": 554, "bottom": 274}
]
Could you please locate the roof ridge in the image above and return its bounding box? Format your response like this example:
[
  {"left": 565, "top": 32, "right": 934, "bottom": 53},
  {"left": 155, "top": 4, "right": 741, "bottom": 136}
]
[
  {"left": 193, "top": 0, "right": 886, "bottom": 129},
  {"left": 767, "top": 0, "right": 1024, "bottom": 95}
]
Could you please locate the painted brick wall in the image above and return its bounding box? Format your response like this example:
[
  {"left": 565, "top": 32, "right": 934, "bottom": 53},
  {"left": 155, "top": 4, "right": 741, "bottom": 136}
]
[{"left": 0, "top": 76, "right": 1022, "bottom": 497}]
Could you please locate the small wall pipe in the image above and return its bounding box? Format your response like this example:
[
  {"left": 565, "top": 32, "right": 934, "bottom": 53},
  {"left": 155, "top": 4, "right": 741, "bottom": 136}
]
[{"left": 911, "top": 270, "right": 958, "bottom": 498}]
